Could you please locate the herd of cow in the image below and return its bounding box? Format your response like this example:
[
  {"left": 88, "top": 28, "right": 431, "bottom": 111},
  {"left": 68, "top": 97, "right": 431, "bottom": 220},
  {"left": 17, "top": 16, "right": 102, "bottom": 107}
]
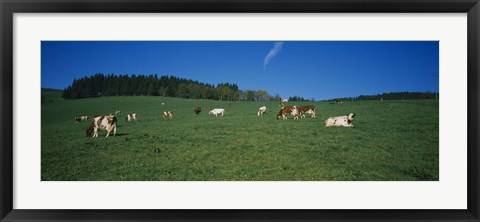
[{"left": 75, "top": 103, "right": 355, "bottom": 138}]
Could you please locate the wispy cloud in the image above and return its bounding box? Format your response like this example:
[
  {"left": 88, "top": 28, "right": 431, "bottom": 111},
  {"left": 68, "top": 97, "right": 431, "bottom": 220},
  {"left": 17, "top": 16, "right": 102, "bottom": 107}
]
[{"left": 263, "top": 42, "right": 284, "bottom": 69}]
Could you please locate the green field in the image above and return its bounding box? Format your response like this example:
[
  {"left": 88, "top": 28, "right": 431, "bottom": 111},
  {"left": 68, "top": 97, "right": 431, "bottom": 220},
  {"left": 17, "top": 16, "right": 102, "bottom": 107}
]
[{"left": 41, "top": 92, "right": 439, "bottom": 181}]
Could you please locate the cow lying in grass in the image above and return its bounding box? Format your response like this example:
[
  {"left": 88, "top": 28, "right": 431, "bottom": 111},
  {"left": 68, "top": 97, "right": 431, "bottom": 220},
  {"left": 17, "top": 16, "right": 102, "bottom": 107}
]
[
  {"left": 325, "top": 113, "right": 355, "bottom": 127},
  {"left": 125, "top": 113, "right": 137, "bottom": 121},
  {"left": 277, "top": 106, "right": 299, "bottom": 120},
  {"left": 163, "top": 111, "right": 173, "bottom": 119},
  {"left": 74, "top": 116, "right": 88, "bottom": 123},
  {"left": 298, "top": 106, "right": 316, "bottom": 118},
  {"left": 209, "top": 108, "right": 225, "bottom": 117},
  {"left": 258, "top": 106, "right": 267, "bottom": 116},
  {"left": 86, "top": 115, "right": 117, "bottom": 138}
]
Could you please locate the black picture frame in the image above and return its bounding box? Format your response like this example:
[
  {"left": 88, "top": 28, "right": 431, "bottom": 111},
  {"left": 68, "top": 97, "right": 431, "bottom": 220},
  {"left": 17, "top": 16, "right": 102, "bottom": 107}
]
[{"left": 1, "top": 0, "right": 479, "bottom": 221}]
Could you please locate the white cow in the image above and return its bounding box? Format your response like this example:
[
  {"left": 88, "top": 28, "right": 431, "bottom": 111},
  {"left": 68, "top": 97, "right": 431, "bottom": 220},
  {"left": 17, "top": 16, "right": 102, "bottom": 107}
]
[
  {"left": 209, "top": 108, "right": 225, "bottom": 117},
  {"left": 257, "top": 106, "right": 267, "bottom": 116},
  {"left": 325, "top": 113, "right": 355, "bottom": 127},
  {"left": 86, "top": 115, "right": 117, "bottom": 138}
]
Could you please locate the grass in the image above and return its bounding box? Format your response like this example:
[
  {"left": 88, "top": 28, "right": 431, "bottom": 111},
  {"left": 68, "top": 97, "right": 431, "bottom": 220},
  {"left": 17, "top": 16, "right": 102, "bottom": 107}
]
[{"left": 41, "top": 92, "right": 439, "bottom": 181}]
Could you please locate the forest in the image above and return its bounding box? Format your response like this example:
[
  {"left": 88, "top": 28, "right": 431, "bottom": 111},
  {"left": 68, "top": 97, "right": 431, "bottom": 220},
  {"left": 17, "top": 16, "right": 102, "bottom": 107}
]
[
  {"left": 61, "top": 74, "right": 279, "bottom": 101},
  {"left": 334, "top": 92, "right": 438, "bottom": 101},
  {"left": 60, "top": 73, "right": 436, "bottom": 102}
]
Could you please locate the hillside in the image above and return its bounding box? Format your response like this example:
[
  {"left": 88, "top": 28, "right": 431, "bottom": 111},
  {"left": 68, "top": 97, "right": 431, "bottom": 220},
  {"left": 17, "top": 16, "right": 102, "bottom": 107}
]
[{"left": 41, "top": 95, "right": 439, "bottom": 181}]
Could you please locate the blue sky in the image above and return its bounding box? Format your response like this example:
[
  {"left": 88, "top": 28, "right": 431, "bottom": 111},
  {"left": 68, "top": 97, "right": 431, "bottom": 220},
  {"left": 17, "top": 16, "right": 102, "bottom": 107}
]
[{"left": 41, "top": 41, "right": 439, "bottom": 100}]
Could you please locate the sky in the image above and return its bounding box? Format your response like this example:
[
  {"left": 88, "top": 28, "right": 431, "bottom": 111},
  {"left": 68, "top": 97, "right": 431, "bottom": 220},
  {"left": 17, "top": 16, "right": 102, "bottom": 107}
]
[{"left": 41, "top": 41, "right": 439, "bottom": 101}]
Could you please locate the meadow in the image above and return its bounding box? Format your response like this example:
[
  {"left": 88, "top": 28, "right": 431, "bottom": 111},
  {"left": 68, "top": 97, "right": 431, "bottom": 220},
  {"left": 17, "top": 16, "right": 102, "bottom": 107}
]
[{"left": 41, "top": 92, "right": 439, "bottom": 181}]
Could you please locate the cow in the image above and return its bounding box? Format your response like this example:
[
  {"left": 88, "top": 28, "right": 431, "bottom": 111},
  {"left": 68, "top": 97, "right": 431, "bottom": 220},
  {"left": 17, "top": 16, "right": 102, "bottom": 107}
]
[
  {"left": 163, "top": 111, "right": 173, "bottom": 119},
  {"left": 86, "top": 115, "right": 117, "bottom": 138},
  {"left": 298, "top": 106, "right": 316, "bottom": 118},
  {"left": 276, "top": 106, "right": 299, "bottom": 120},
  {"left": 74, "top": 116, "right": 88, "bottom": 123},
  {"left": 278, "top": 99, "right": 288, "bottom": 107},
  {"left": 258, "top": 106, "right": 267, "bottom": 116},
  {"left": 194, "top": 107, "right": 202, "bottom": 115},
  {"left": 115, "top": 110, "right": 121, "bottom": 115},
  {"left": 209, "top": 108, "right": 225, "bottom": 117},
  {"left": 325, "top": 113, "right": 355, "bottom": 127},
  {"left": 125, "top": 113, "right": 137, "bottom": 122},
  {"left": 335, "top": 98, "right": 343, "bottom": 104}
]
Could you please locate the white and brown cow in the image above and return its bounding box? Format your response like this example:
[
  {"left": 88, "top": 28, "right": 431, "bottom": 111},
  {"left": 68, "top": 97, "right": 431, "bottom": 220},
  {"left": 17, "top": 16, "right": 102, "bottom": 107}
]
[
  {"left": 298, "top": 106, "right": 316, "bottom": 118},
  {"left": 86, "top": 115, "right": 117, "bottom": 138},
  {"left": 257, "top": 106, "right": 267, "bottom": 116},
  {"left": 325, "top": 113, "right": 355, "bottom": 127},
  {"left": 163, "top": 111, "right": 173, "bottom": 119},
  {"left": 125, "top": 113, "right": 137, "bottom": 122},
  {"left": 74, "top": 115, "right": 89, "bottom": 123},
  {"left": 276, "top": 106, "right": 299, "bottom": 120}
]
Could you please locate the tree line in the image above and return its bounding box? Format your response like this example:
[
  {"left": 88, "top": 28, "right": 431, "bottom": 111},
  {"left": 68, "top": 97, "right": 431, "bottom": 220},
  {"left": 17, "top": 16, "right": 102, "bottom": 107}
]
[
  {"left": 333, "top": 91, "right": 438, "bottom": 101},
  {"left": 287, "top": 96, "right": 311, "bottom": 101},
  {"left": 61, "top": 73, "right": 280, "bottom": 101}
]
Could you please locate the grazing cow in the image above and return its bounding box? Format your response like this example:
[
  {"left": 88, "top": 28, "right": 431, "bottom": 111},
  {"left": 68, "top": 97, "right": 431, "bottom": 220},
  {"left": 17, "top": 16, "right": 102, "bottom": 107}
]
[
  {"left": 115, "top": 110, "right": 121, "bottom": 115},
  {"left": 276, "top": 106, "right": 299, "bottom": 120},
  {"left": 209, "top": 108, "right": 225, "bottom": 117},
  {"left": 74, "top": 116, "right": 88, "bottom": 123},
  {"left": 86, "top": 115, "right": 117, "bottom": 138},
  {"left": 298, "top": 106, "right": 316, "bottom": 118},
  {"left": 325, "top": 113, "right": 355, "bottom": 127},
  {"left": 194, "top": 107, "right": 202, "bottom": 115},
  {"left": 125, "top": 113, "right": 137, "bottom": 122},
  {"left": 163, "top": 111, "right": 173, "bottom": 119},
  {"left": 257, "top": 106, "right": 267, "bottom": 116},
  {"left": 335, "top": 98, "right": 343, "bottom": 104}
]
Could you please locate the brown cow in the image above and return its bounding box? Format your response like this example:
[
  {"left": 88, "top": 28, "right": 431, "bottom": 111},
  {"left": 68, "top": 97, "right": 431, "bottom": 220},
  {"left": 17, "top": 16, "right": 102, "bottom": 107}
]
[
  {"left": 298, "top": 105, "right": 316, "bottom": 118},
  {"left": 276, "top": 106, "right": 299, "bottom": 120},
  {"left": 194, "top": 107, "right": 202, "bottom": 115}
]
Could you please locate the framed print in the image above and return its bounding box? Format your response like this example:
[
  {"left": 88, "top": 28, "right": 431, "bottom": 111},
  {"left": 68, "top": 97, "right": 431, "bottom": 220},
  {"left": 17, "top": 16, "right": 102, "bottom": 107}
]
[{"left": 1, "top": 0, "right": 479, "bottom": 221}]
